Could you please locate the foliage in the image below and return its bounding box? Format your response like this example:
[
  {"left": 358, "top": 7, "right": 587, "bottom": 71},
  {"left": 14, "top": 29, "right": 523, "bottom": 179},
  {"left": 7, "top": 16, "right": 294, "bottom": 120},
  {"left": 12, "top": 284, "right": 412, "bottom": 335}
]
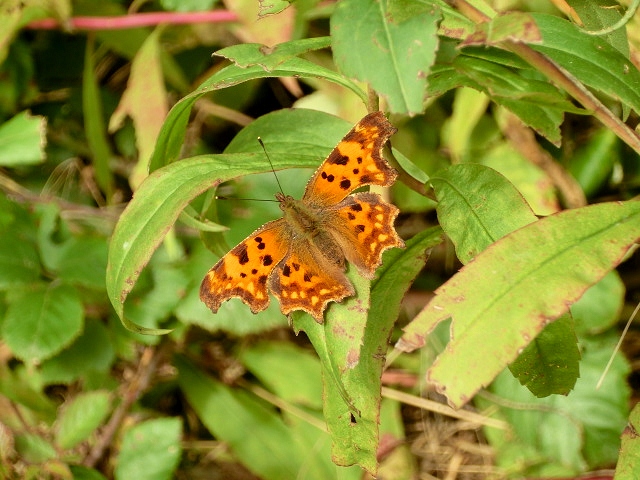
[{"left": 1, "top": 0, "right": 639, "bottom": 478}]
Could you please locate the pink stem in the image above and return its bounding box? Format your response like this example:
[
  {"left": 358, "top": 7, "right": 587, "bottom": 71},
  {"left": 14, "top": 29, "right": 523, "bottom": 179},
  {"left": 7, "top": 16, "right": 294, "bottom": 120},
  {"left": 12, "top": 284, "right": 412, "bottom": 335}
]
[{"left": 25, "top": 11, "right": 238, "bottom": 30}]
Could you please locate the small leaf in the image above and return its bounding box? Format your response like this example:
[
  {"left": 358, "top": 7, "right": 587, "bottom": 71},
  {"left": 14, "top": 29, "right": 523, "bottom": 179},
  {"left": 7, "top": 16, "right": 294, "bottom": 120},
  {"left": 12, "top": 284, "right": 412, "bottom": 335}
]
[
  {"left": 398, "top": 200, "right": 640, "bottom": 408},
  {"left": 331, "top": 0, "right": 441, "bottom": 115},
  {"left": 565, "top": 128, "right": 618, "bottom": 197},
  {"left": 15, "top": 433, "right": 56, "bottom": 463},
  {"left": 55, "top": 391, "right": 111, "bottom": 450},
  {"left": 431, "top": 164, "right": 537, "bottom": 264},
  {"left": 40, "top": 319, "right": 115, "bottom": 385},
  {"left": 571, "top": 270, "right": 625, "bottom": 335},
  {"left": 0, "top": 225, "right": 40, "bottom": 289},
  {"left": 109, "top": 28, "right": 167, "bottom": 187},
  {"left": 508, "top": 314, "right": 580, "bottom": 397},
  {"left": 0, "top": 111, "right": 46, "bottom": 166},
  {"left": 3, "top": 283, "right": 84, "bottom": 362},
  {"left": 214, "top": 37, "right": 331, "bottom": 70},
  {"left": 258, "top": 0, "right": 291, "bottom": 16},
  {"left": 114, "top": 418, "right": 182, "bottom": 480},
  {"left": 69, "top": 466, "right": 108, "bottom": 480}
]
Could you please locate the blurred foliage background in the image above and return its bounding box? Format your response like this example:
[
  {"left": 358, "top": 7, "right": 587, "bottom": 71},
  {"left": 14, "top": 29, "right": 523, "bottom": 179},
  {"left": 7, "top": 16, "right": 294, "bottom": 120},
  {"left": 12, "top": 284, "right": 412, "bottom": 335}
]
[{"left": 1, "top": 0, "right": 640, "bottom": 478}]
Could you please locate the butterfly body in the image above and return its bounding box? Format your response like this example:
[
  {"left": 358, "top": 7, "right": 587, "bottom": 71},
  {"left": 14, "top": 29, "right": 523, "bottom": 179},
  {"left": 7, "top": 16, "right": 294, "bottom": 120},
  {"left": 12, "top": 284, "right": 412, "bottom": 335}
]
[{"left": 200, "top": 111, "right": 404, "bottom": 322}]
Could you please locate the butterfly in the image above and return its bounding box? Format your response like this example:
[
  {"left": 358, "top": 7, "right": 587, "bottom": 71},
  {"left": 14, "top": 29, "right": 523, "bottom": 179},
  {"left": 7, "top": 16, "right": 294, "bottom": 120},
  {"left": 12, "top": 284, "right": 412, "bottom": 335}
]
[{"left": 200, "top": 111, "right": 404, "bottom": 322}]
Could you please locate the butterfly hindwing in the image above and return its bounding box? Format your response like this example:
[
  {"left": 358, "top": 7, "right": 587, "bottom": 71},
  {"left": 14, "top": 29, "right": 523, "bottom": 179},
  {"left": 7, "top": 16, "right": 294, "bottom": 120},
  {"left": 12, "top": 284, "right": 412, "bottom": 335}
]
[{"left": 329, "top": 192, "right": 405, "bottom": 278}]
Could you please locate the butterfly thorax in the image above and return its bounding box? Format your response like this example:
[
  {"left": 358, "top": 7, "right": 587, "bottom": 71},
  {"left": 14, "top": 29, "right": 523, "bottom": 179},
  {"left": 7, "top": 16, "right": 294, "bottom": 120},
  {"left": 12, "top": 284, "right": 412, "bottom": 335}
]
[{"left": 276, "top": 192, "right": 324, "bottom": 240}]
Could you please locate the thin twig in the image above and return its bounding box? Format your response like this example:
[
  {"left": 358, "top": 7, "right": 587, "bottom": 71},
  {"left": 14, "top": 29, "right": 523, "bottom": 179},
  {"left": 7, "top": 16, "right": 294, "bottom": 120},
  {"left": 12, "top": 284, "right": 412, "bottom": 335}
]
[
  {"left": 447, "top": 0, "right": 640, "bottom": 155},
  {"left": 25, "top": 11, "right": 238, "bottom": 31},
  {"left": 82, "top": 345, "right": 166, "bottom": 468}
]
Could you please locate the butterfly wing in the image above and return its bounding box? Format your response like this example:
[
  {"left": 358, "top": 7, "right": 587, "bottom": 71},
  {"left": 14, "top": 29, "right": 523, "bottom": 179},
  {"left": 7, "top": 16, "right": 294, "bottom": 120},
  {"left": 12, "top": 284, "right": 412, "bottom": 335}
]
[
  {"left": 269, "top": 246, "right": 354, "bottom": 322},
  {"left": 328, "top": 192, "right": 405, "bottom": 278},
  {"left": 200, "top": 220, "right": 290, "bottom": 314},
  {"left": 302, "top": 111, "right": 398, "bottom": 207}
]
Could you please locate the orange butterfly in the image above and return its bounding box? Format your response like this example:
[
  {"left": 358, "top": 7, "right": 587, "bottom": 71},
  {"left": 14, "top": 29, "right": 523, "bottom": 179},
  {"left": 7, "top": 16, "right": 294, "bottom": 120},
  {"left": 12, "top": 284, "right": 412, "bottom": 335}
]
[{"left": 200, "top": 111, "right": 404, "bottom": 322}]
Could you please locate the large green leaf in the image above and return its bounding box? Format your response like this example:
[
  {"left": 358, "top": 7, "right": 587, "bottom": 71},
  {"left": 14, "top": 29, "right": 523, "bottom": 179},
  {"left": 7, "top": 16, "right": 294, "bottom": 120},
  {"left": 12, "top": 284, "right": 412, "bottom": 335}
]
[
  {"left": 398, "top": 200, "right": 640, "bottom": 407},
  {"left": 431, "top": 164, "right": 580, "bottom": 396},
  {"left": 531, "top": 13, "right": 640, "bottom": 115},
  {"left": 107, "top": 110, "right": 360, "bottom": 334},
  {"left": 331, "top": 0, "right": 441, "bottom": 115},
  {"left": 293, "top": 228, "right": 440, "bottom": 473},
  {"left": 148, "top": 38, "right": 365, "bottom": 172},
  {"left": 176, "top": 355, "right": 325, "bottom": 480}
]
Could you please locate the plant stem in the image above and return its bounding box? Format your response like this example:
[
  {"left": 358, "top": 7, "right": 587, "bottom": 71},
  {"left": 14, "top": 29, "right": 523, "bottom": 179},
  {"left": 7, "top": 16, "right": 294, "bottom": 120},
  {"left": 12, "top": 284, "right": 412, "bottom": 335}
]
[{"left": 26, "top": 11, "right": 238, "bottom": 31}]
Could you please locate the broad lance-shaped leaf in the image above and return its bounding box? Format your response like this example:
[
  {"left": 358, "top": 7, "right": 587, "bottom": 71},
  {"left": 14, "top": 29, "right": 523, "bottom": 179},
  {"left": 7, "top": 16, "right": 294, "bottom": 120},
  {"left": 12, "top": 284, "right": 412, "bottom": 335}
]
[
  {"left": 397, "top": 200, "right": 640, "bottom": 408},
  {"left": 107, "top": 111, "right": 365, "bottom": 334},
  {"left": 331, "top": 0, "right": 441, "bottom": 115},
  {"left": 293, "top": 229, "right": 439, "bottom": 474},
  {"left": 432, "top": 164, "right": 579, "bottom": 397},
  {"left": 149, "top": 38, "right": 365, "bottom": 172}
]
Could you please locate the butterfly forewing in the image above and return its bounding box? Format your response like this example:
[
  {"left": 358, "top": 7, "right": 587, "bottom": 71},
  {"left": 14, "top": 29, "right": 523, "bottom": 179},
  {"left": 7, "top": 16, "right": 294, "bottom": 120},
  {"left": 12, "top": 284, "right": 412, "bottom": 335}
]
[{"left": 302, "top": 111, "right": 398, "bottom": 207}]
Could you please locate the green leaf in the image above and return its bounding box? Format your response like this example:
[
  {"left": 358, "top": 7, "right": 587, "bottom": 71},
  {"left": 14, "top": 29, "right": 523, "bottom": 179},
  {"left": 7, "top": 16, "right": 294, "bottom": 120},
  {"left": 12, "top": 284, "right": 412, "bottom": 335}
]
[
  {"left": 431, "top": 163, "right": 537, "bottom": 264},
  {"left": 14, "top": 433, "right": 57, "bottom": 463},
  {"left": 331, "top": 0, "right": 441, "bottom": 115},
  {"left": 68, "top": 466, "right": 108, "bottom": 480},
  {"left": 258, "top": 0, "right": 291, "bottom": 16},
  {"left": 55, "top": 390, "right": 111, "bottom": 450},
  {"left": 482, "top": 332, "right": 629, "bottom": 474},
  {"left": 107, "top": 111, "right": 357, "bottom": 334},
  {"left": 3, "top": 283, "right": 84, "bottom": 362},
  {"left": 214, "top": 37, "right": 332, "bottom": 69},
  {"left": 616, "top": 403, "right": 640, "bottom": 478},
  {"left": 293, "top": 228, "right": 440, "bottom": 474},
  {"left": 83, "top": 37, "right": 114, "bottom": 198},
  {"left": 565, "top": 128, "right": 619, "bottom": 197},
  {"left": 0, "top": 221, "right": 40, "bottom": 289},
  {"left": 149, "top": 39, "right": 365, "bottom": 171},
  {"left": 239, "top": 341, "right": 323, "bottom": 408},
  {"left": 508, "top": 314, "right": 580, "bottom": 397},
  {"left": 0, "top": 111, "right": 46, "bottom": 166},
  {"left": 453, "top": 55, "right": 569, "bottom": 144},
  {"left": 398, "top": 200, "right": 640, "bottom": 408},
  {"left": 567, "top": 0, "right": 629, "bottom": 55},
  {"left": 114, "top": 418, "right": 182, "bottom": 480},
  {"left": 571, "top": 270, "right": 625, "bottom": 335},
  {"left": 56, "top": 236, "right": 108, "bottom": 290},
  {"left": 40, "top": 319, "right": 115, "bottom": 385},
  {"left": 176, "top": 355, "right": 307, "bottom": 480},
  {"left": 531, "top": 13, "right": 640, "bottom": 115}
]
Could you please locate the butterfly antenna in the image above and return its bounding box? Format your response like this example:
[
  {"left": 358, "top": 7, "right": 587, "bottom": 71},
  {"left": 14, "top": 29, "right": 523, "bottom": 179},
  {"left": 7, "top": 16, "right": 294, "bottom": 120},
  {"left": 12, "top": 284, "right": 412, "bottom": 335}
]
[{"left": 258, "top": 137, "right": 286, "bottom": 195}]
